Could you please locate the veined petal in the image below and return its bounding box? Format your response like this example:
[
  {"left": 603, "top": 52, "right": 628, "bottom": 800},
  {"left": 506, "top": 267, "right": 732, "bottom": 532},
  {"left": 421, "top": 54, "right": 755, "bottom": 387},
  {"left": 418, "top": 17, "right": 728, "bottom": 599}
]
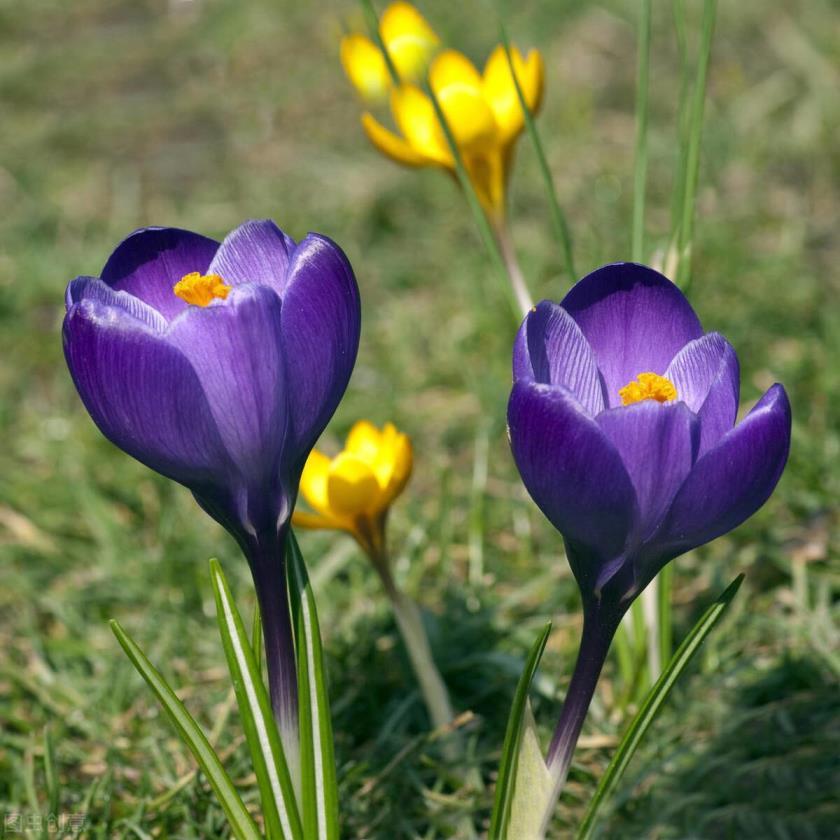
[
  {"left": 508, "top": 380, "right": 638, "bottom": 561},
  {"left": 430, "top": 50, "right": 498, "bottom": 151},
  {"left": 561, "top": 263, "right": 704, "bottom": 406},
  {"left": 166, "top": 284, "right": 288, "bottom": 483},
  {"left": 327, "top": 453, "right": 380, "bottom": 516},
  {"left": 390, "top": 84, "right": 453, "bottom": 165},
  {"left": 62, "top": 298, "right": 233, "bottom": 487},
  {"left": 361, "top": 112, "right": 432, "bottom": 167},
  {"left": 66, "top": 276, "right": 168, "bottom": 332},
  {"left": 100, "top": 227, "right": 220, "bottom": 321},
  {"left": 281, "top": 234, "right": 361, "bottom": 460},
  {"left": 513, "top": 301, "right": 606, "bottom": 416},
  {"left": 482, "top": 45, "right": 545, "bottom": 142},
  {"left": 652, "top": 384, "right": 791, "bottom": 555},
  {"left": 340, "top": 33, "right": 391, "bottom": 102},
  {"left": 207, "top": 219, "right": 296, "bottom": 296},
  {"left": 597, "top": 401, "right": 699, "bottom": 541},
  {"left": 380, "top": 1, "right": 440, "bottom": 82},
  {"left": 665, "top": 332, "right": 740, "bottom": 455}
]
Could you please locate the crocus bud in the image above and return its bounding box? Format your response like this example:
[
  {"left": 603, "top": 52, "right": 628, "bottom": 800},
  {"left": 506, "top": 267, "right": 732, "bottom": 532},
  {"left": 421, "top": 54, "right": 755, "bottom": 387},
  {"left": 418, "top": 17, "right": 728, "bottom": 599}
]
[{"left": 294, "top": 420, "right": 412, "bottom": 565}]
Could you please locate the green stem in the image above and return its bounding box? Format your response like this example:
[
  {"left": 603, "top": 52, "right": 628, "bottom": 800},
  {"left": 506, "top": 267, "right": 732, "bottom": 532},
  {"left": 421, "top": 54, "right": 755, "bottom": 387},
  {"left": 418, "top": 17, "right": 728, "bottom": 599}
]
[
  {"left": 494, "top": 217, "right": 534, "bottom": 317},
  {"left": 372, "top": 554, "right": 455, "bottom": 730},
  {"left": 632, "top": 0, "right": 652, "bottom": 263}
]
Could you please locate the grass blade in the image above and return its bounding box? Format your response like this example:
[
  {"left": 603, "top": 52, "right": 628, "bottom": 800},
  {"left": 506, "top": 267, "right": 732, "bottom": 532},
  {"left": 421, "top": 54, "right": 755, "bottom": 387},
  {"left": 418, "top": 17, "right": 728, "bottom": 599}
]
[
  {"left": 631, "top": 0, "right": 652, "bottom": 262},
  {"left": 43, "top": 724, "right": 59, "bottom": 816},
  {"left": 109, "top": 620, "right": 261, "bottom": 840},
  {"left": 489, "top": 622, "right": 552, "bottom": 839},
  {"left": 287, "top": 531, "right": 339, "bottom": 840},
  {"left": 576, "top": 574, "right": 744, "bottom": 840},
  {"left": 674, "top": 0, "right": 717, "bottom": 290},
  {"left": 498, "top": 20, "right": 576, "bottom": 283},
  {"left": 210, "top": 558, "right": 304, "bottom": 840}
]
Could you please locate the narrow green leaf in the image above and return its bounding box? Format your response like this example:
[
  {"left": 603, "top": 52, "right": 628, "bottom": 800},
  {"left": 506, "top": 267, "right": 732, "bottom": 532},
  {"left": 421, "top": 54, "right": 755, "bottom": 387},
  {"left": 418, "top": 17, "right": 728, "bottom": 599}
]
[
  {"left": 498, "top": 20, "right": 576, "bottom": 283},
  {"left": 489, "top": 622, "right": 552, "bottom": 839},
  {"left": 210, "top": 559, "right": 304, "bottom": 840},
  {"left": 287, "top": 532, "right": 339, "bottom": 840},
  {"left": 657, "top": 563, "right": 674, "bottom": 672},
  {"left": 252, "top": 600, "right": 264, "bottom": 680},
  {"left": 43, "top": 724, "right": 59, "bottom": 816},
  {"left": 577, "top": 574, "right": 744, "bottom": 840},
  {"left": 674, "top": 0, "right": 717, "bottom": 291},
  {"left": 109, "top": 620, "right": 261, "bottom": 840},
  {"left": 631, "top": 0, "right": 652, "bottom": 263}
]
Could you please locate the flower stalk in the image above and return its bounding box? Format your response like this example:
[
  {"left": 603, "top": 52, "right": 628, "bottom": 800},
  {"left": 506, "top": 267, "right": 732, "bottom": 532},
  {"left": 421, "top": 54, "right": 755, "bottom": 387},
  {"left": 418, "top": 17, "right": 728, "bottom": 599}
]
[
  {"left": 493, "top": 217, "right": 533, "bottom": 317},
  {"left": 240, "top": 529, "right": 301, "bottom": 773},
  {"left": 366, "top": 536, "right": 455, "bottom": 730}
]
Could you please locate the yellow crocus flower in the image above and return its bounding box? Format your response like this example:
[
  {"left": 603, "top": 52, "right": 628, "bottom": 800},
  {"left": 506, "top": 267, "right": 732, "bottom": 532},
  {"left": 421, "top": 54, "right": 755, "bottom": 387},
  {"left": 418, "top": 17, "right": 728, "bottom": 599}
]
[
  {"left": 293, "top": 420, "right": 413, "bottom": 562},
  {"left": 340, "top": 2, "right": 441, "bottom": 103},
  {"left": 361, "top": 44, "right": 545, "bottom": 220}
]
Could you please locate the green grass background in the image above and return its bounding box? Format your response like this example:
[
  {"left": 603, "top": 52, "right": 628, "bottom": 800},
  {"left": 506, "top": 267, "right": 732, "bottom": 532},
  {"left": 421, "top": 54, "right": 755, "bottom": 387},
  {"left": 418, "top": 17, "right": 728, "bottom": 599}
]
[{"left": 1, "top": 0, "right": 837, "bottom": 836}]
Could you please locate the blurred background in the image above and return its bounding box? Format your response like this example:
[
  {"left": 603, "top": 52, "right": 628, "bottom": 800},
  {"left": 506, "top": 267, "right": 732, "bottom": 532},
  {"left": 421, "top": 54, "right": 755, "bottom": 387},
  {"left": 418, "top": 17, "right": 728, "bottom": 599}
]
[{"left": 1, "top": 0, "right": 837, "bottom": 836}]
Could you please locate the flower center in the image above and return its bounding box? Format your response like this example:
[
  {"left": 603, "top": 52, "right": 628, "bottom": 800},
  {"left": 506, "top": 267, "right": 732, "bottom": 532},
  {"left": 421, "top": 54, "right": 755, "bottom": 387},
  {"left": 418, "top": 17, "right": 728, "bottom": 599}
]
[
  {"left": 619, "top": 372, "right": 677, "bottom": 406},
  {"left": 173, "top": 272, "right": 231, "bottom": 307}
]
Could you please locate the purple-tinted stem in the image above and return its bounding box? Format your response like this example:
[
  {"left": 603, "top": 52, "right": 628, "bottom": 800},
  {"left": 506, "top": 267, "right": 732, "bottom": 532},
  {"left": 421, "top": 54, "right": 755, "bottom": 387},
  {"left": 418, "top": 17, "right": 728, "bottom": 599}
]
[
  {"left": 546, "top": 597, "right": 624, "bottom": 781},
  {"left": 243, "top": 530, "right": 299, "bottom": 735}
]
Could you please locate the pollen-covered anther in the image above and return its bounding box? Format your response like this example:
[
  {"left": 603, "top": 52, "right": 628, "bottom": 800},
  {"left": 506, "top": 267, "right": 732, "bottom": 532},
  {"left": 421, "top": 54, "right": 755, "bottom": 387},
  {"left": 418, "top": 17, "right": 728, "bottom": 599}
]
[
  {"left": 619, "top": 372, "right": 677, "bottom": 406},
  {"left": 173, "top": 272, "right": 231, "bottom": 307}
]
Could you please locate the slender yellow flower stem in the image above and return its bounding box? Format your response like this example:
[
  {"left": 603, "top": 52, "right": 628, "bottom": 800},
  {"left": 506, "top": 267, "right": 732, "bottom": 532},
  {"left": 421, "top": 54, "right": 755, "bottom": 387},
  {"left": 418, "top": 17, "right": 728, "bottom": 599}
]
[
  {"left": 493, "top": 217, "right": 534, "bottom": 318},
  {"left": 365, "top": 541, "right": 455, "bottom": 730}
]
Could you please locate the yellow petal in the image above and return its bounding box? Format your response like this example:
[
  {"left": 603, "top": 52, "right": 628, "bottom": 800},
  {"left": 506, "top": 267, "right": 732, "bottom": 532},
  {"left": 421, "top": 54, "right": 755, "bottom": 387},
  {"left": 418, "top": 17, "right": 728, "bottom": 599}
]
[
  {"left": 292, "top": 509, "right": 336, "bottom": 530},
  {"left": 340, "top": 34, "right": 391, "bottom": 103},
  {"left": 429, "top": 50, "right": 498, "bottom": 151},
  {"left": 482, "top": 45, "right": 545, "bottom": 142},
  {"left": 327, "top": 453, "right": 381, "bottom": 517},
  {"left": 346, "top": 420, "right": 383, "bottom": 462},
  {"left": 361, "top": 112, "right": 431, "bottom": 167},
  {"left": 380, "top": 1, "right": 440, "bottom": 82},
  {"left": 463, "top": 149, "right": 507, "bottom": 218},
  {"left": 385, "top": 431, "right": 413, "bottom": 502},
  {"left": 299, "top": 449, "right": 332, "bottom": 514},
  {"left": 390, "top": 84, "right": 452, "bottom": 166}
]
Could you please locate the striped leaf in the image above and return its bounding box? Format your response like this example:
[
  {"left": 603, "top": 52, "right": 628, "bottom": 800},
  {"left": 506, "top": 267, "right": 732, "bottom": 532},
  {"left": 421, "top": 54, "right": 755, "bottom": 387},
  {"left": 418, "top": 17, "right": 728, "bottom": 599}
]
[
  {"left": 577, "top": 574, "right": 744, "bottom": 839},
  {"left": 489, "top": 622, "right": 552, "bottom": 839},
  {"left": 287, "top": 531, "right": 339, "bottom": 840},
  {"left": 210, "top": 558, "right": 304, "bottom": 840},
  {"left": 110, "top": 620, "right": 261, "bottom": 840}
]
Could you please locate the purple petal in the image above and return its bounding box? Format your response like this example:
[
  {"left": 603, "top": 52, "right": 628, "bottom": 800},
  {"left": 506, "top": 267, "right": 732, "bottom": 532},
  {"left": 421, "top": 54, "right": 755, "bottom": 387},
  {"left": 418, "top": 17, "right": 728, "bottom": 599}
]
[
  {"left": 666, "top": 332, "right": 740, "bottom": 455},
  {"left": 207, "top": 219, "right": 297, "bottom": 295},
  {"left": 63, "top": 298, "right": 233, "bottom": 486},
  {"left": 166, "top": 284, "right": 289, "bottom": 484},
  {"left": 66, "top": 276, "right": 168, "bottom": 332},
  {"left": 597, "top": 401, "right": 699, "bottom": 542},
  {"left": 561, "top": 263, "right": 703, "bottom": 406},
  {"left": 101, "top": 227, "right": 220, "bottom": 321},
  {"left": 280, "top": 233, "right": 361, "bottom": 459},
  {"left": 652, "top": 384, "right": 791, "bottom": 555},
  {"left": 513, "top": 301, "right": 606, "bottom": 415},
  {"left": 508, "top": 380, "right": 638, "bottom": 560}
]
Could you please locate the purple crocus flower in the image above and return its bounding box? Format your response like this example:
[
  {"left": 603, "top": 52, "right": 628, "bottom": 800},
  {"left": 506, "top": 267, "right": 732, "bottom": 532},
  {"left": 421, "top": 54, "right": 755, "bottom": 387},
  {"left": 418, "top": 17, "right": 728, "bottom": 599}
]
[
  {"left": 63, "top": 220, "right": 361, "bottom": 760},
  {"left": 507, "top": 262, "right": 790, "bottom": 813}
]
